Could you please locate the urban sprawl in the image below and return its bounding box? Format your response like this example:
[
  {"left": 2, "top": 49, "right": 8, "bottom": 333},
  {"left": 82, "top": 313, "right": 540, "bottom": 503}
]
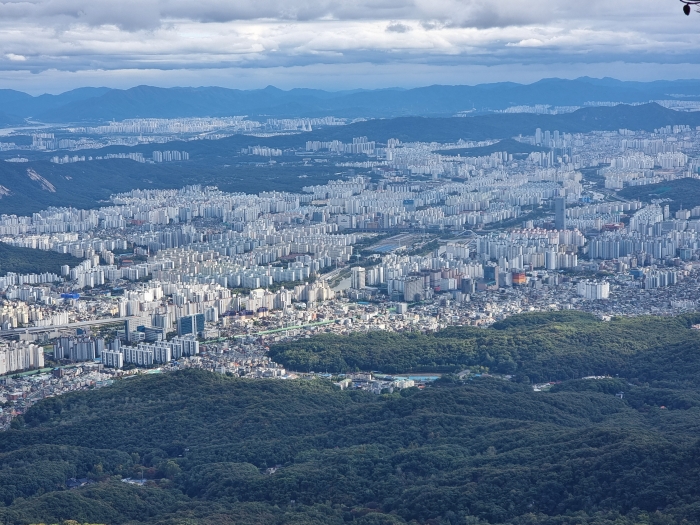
[{"left": 2, "top": 120, "right": 700, "bottom": 428}]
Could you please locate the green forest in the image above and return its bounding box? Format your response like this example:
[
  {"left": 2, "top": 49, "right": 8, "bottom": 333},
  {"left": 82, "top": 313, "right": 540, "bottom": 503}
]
[
  {"left": 269, "top": 311, "right": 700, "bottom": 385},
  {"left": 0, "top": 243, "right": 81, "bottom": 277},
  {"left": 2, "top": 312, "right": 700, "bottom": 524},
  {"left": 618, "top": 178, "right": 700, "bottom": 212}
]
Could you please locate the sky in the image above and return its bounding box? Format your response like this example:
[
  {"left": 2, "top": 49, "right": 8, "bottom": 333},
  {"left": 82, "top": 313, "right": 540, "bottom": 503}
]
[{"left": 0, "top": 0, "right": 699, "bottom": 94}]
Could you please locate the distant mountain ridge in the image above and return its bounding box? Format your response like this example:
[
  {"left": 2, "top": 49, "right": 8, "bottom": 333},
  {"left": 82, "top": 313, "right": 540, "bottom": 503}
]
[
  {"left": 3, "top": 78, "right": 700, "bottom": 122},
  {"left": 0, "top": 87, "right": 112, "bottom": 120}
]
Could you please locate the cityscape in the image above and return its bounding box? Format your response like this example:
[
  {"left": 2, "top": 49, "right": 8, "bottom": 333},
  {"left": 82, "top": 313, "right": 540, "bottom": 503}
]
[
  {"left": 0, "top": 0, "right": 700, "bottom": 523},
  {"left": 2, "top": 119, "right": 700, "bottom": 427}
]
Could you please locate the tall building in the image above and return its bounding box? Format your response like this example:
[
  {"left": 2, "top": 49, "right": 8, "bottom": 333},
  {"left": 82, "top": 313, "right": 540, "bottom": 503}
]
[
  {"left": 0, "top": 342, "right": 44, "bottom": 375},
  {"left": 577, "top": 280, "right": 610, "bottom": 300},
  {"left": 123, "top": 346, "right": 154, "bottom": 366},
  {"left": 403, "top": 276, "right": 425, "bottom": 303},
  {"left": 101, "top": 350, "right": 124, "bottom": 369},
  {"left": 483, "top": 263, "right": 500, "bottom": 287},
  {"left": 124, "top": 318, "right": 140, "bottom": 343},
  {"left": 171, "top": 335, "right": 199, "bottom": 358},
  {"left": 554, "top": 197, "right": 566, "bottom": 230},
  {"left": 177, "top": 313, "right": 205, "bottom": 336},
  {"left": 351, "top": 267, "right": 366, "bottom": 290},
  {"left": 54, "top": 336, "right": 104, "bottom": 362}
]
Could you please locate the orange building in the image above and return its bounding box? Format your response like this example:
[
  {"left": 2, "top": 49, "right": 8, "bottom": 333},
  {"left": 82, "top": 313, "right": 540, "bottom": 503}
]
[{"left": 512, "top": 272, "right": 527, "bottom": 286}]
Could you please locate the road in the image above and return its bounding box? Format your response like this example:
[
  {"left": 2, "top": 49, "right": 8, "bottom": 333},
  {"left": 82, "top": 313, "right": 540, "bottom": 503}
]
[{"left": 0, "top": 316, "right": 141, "bottom": 338}]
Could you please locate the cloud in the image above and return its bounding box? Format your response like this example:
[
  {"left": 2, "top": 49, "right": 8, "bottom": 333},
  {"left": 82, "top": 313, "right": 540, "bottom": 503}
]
[
  {"left": 0, "top": 0, "right": 163, "bottom": 31},
  {"left": 0, "top": 0, "right": 695, "bottom": 92},
  {"left": 0, "top": 0, "right": 680, "bottom": 29},
  {"left": 386, "top": 22, "right": 412, "bottom": 32},
  {"left": 507, "top": 39, "right": 546, "bottom": 48}
]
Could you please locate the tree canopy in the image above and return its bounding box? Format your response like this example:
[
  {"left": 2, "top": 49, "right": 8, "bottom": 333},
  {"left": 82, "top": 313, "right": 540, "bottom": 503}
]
[{"left": 1, "top": 312, "right": 700, "bottom": 524}]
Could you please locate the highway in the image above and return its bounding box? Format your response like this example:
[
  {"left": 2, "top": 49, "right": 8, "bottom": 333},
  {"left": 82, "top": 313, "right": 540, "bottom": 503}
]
[{"left": 0, "top": 316, "right": 141, "bottom": 338}]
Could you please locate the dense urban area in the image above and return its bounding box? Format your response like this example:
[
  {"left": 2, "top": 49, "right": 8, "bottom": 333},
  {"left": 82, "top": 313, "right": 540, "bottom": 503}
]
[
  {"left": 1, "top": 75, "right": 700, "bottom": 525},
  {"left": 2, "top": 0, "right": 700, "bottom": 515},
  {"left": 1, "top": 113, "right": 700, "bottom": 431}
]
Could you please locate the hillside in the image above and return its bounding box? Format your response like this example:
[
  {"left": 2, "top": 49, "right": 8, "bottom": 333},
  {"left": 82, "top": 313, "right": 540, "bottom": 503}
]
[
  {"left": 279, "top": 103, "right": 700, "bottom": 144},
  {"left": 0, "top": 242, "right": 81, "bottom": 277},
  {"left": 269, "top": 311, "right": 700, "bottom": 385},
  {"left": 0, "top": 160, "right": 340, "bottom": 216},
  {"left": 433, "top": 138, "right": 550, "bottom": 157},
  {"left": 2, "top": 312, "right": 700, "bottom": 524},
  {"left": 0, "top": 112, "right": 25, "bottom": 126},
  {"left": 618, "top": 178, "right": 700, "bottom": 212}
]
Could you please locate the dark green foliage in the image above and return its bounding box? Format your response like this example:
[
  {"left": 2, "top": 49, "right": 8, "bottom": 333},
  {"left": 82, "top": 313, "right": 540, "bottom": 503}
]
[
  {"left": 269, "top": 312, "right": 700, "bottom": 385},
  {"left": 618, "top": 178, "right": 700, "bottom": 212},
  {"left": 1, "top": 313, "right": 700, "bottom": 524},
  {"left": 0, "top": 445, "right": 126, "bottom": 505},
  {"left": 0, "top": 242, "right": 81, "bottom": 277},
  {"left": 490, "top": 310, "right": 599, "bottom": 329}
]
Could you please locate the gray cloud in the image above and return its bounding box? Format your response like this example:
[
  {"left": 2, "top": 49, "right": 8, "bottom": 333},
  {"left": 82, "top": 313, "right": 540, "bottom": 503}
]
[
  {"left": 386, "top": 22, "right": 412, "bottom": 32},
  {"left": 0, "top": 0, "right": 675, "bottom": 29},
  {"left": 0, "top": 0, "right": 694, "bottom": 92}
]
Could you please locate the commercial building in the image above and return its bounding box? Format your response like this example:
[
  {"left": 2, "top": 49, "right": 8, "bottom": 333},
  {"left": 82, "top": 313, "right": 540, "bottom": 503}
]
[{"left": 177, "top": 314, "right": 204, "bottom": 336}]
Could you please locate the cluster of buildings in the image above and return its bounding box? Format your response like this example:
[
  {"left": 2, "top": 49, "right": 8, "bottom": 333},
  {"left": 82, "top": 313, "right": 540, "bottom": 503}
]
[
  {"left": 107, "top": 335, "right": 199, "bottom": 368},
  {"left": 50, "top": 152, "right": 148, "bottom": 164},
  {"left": 0, "top": 122, "right": 699, "bottom": 382},
  {"left": 71, "top": 117, "right": 253, "bottom": 135},
  {"left": 4, "top": 111, "right": 700, "bottom": 428},
  {"left": 0, "top": 341, "right": 44, "bottom": 375},
  {"left": 152, "top": 151, "right": 189, "bottom": 162},
  {"left": 0, "top": 363, "right": 116, "bottom": 430},
  {"left": 50, "top": 329, "right": 200, "bottom": 370},
  {"left": 3, "top": 116, "right": 350, "bottom": 161},
  {"left": 335, "top": 372, "right": 419, "bottom": 394}
]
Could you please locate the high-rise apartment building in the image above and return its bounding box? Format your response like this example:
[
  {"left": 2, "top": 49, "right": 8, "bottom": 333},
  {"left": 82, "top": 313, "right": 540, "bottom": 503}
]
[
  {"left": 351, "top": 267, "right": 366, "bottom": 290},
  {"left": 555, "top": 197, "right": 566, "bottom": 230}
]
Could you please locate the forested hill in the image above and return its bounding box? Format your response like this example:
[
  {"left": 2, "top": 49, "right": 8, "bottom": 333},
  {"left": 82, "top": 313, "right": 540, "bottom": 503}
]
[
  {"left": 269, "top": 311, "right": 700, "bottom": 385},
  {"left": 0, "top": 242, "right": 81, "bottom": 277},
  {"left": 618, "top": 178, "right": 700, "bottom": 212},
  {"left": 2, "top": 312, "right": 700, "bottom": 524}
]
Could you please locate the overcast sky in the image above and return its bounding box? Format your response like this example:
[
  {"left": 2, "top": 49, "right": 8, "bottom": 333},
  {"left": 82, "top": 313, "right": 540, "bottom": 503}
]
[{"left": 0, "top": 0, "right": 698, "bottom": 94}]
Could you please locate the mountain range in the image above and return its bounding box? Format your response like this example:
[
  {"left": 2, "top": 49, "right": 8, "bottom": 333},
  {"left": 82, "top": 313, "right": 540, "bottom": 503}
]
[{"left": 2, "top": 77, "right": 700, "bottom": 123}]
